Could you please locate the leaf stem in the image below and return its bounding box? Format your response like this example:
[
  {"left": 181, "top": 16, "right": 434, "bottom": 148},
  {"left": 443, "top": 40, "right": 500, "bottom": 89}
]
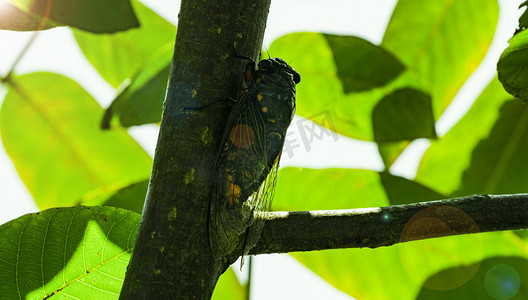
[
  {"left": 245, "top": 256, "right": 253, "bottom": 300},
  {"left": 2, "top": 31, "right": 39, "bottom": 82}
]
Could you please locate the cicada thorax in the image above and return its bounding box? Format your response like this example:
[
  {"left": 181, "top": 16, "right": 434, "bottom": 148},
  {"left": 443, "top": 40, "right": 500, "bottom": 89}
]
[{"left": 209, "top": 56, "right": 300, "bottom": 258}]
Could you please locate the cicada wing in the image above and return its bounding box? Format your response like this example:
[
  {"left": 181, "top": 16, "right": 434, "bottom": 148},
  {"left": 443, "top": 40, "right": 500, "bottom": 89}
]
[
  {"left": 208, "top": 90, "right": 265, "bottom": 258},
  {"left": 242, "top": 152, "right": 281, "bottom": 256},
  {"left": 253, "top": 152, "right": 280, "bottom": 216}
]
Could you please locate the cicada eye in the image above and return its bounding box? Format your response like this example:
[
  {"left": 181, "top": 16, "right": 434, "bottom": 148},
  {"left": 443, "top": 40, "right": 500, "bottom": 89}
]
[
  {"left": 293, "top": 72, "right": 301, "bottom": 84},
  {"left": 258, "top": 59, "right": 271, "bottom": 70}
]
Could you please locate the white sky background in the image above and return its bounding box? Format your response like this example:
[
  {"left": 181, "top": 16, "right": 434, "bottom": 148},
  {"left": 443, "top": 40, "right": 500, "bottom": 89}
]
[{"left": 0, "top": 0, "right": 523, "bottom": 299}]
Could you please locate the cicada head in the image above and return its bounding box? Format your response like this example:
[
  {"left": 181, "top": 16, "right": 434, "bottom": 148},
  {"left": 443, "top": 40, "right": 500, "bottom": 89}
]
[{"left": 258, "top": 58, "right": 301, "bottom": 85}]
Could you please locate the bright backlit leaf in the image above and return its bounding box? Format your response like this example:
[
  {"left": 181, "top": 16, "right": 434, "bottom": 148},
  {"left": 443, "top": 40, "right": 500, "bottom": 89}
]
[
  {"left": 324, "top": 34, "right": 405, "bottom": 93},
  {"left": 6, "top": 0, "right": 139, "bottom": 33},
  {"left": 101, "top": 43, "right": 172, "bottom": 129},
  {"left": 382, "top": 0, "right": 498, "bottom": 118},
  {"left": 518, "top": 1, "right": 528, "bottom": 29},
  {"left": 372, "top": 88, "right": 436, "bottom": 143},
  {"left": 0, "top": 206, "right": 244, "bottom": 299},
  {"left": 101, "top": 180, "right": 149, "bottom": 214},
  {"left": 73, "top": 1, "right": 176, "bottom": 88},
  {"left": 268, "top": 32, "right": 423, "bottom": 141},
  {"left": 457, "top": 100, "right": 528, "bottom": 195},
  {"left": 0, "top": 72, "right": 152, "bottom": 209},
  {"left": 0, "top": 206, "right": 139, "bottom": 299},
  {"left": 497, "top": 29, "right": 528, "bottom": 100},
  {"left": 275, "top": 168, "right": 527, "bottom": 299},
  {"left": 379, "top": 172, "right": 444, "bottom": 205},
  {"left": 268, "top": 0, "right": 497, "bottom": 144},
  {"left": 416, "top": 78, "right": 515, "bottom": 196},
  {"left": 273, "top": 168, "right": 389, "bottom": 211},
  {"left": 293, "top": 232, "right": 526, "bottom": 300},
  {"left": 372, "top": 88, "right": 436, "bottom": 168},
  {"left": 0, "top": 2, "right": 56, "bottom": 31},
  {"left": 212, "top": 267, "right": 244, "bottom": 300},
  {"left": 416, "top": 257, "right": 528, "bottom": 299}
]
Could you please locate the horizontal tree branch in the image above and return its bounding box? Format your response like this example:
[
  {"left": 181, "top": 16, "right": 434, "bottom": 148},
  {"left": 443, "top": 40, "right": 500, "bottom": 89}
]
[{"left": 250, "top": 194, "right": 528, "bottom": 254}]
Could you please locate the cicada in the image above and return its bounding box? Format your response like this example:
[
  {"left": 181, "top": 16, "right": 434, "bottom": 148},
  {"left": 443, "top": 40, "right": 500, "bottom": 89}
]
[{"left": 208, "top": 52, "right": 300, "bottom": 258}]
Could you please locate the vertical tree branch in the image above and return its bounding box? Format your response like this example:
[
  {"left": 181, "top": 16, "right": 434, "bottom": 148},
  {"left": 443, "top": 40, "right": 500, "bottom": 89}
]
[{"left": 120, "top": 0, "right": 271, "bottom": 298}]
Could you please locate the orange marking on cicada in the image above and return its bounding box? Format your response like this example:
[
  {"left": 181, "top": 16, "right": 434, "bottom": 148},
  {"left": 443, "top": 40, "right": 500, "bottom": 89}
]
[
  {"left": 228, "top": 182, "right": 241, "bottom": 205},
  {"left": 229, "top": 124, "right": 255, "bottom": 149},
  {"left": 244, "top": 68, "right": 253, "bottom": 82}
]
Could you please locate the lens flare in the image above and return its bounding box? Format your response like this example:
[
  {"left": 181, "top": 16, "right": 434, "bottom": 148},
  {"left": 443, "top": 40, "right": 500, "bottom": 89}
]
[{"left": 485, "top": 264, "right": 520, "bottom": 300}]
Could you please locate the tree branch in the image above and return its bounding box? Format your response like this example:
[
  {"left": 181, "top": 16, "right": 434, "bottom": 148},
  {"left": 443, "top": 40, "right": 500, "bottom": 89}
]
[
  {"left": 251, "top": 194, "right": 528, "bottom": 254},
  {"left": 120, "top": 0, "right": 271, "bottom": 298}
]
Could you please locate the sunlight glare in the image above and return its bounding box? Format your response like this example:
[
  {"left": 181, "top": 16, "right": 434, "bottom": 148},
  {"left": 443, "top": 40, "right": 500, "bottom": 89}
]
[{"left": 0, "top": 0, "right": 9, "bottom": 11}]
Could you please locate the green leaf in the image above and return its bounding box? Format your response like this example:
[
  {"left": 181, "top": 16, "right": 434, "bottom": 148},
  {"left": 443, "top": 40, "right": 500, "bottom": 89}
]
[
  {"left": 0, "top": 206, "right": 244, "bottom": 299},
  {"left": 273, "top": 168, "right": 389, "bottom": 211},
  {"left": 372, "top": 88, "right": 436, "bottom": 168},
  {"left": 382, "top": 0, "right": 499, "bottom": 117},
  {"left": 268, "top": 0, "right": 496, "bottom": 142},
  {"left": 0, "top": 206, "right": 140, "bottom": 299},
  {"left": 519, "top": 1, "right": 528, "bottom": 29},
  {"left": 515, "top": 230, "right": 528, "bottom": 242},
  {"left": 372, "top": 88, "right": 436, "bottom": 144},
  {"left": 497, "top": 30, "right": 528, "bottom": 100},
  {"left": 0, "top": 72, "right": 152, "bottom": 209},
  {"left": 212, "top": 268, "right": 244, "bottom": 300},
  {"left": 324, "top": 34, "right": 405, "bottom": 93},
  {"left": 417, "top": 257, "right": 528, "bottom": 299},
  {"left": 101, "top": 180, "right": 148, "bottom": 214},
  {"left": 457, "top": 100, "right": 528, "bottom": 195},
  {"left": 268, "top": 32, "right": 422, "bottom": 141},
  {"left": 376, "top": 141, "right": 410, "bottom": 169},
  {"left": 7, "top": 0, "right": 139, "bottom": 33},
  {"left": 379, "top": 172, "right": 444, "bottom": 205},
  {"left": 101, "top": 43, "right": 172, "bottom": 129},
  {"left": 416, "top": 78, "right": 514, "bottom": 196},
  {"left": 293, "top": 232, "right": 527, "bottom": 299},
  {"left": 73, "top": 1, "right": 176, "bottom": 88},
  {"left": 0, "top": 2, "right": 56, "bottom": 31},
  {"left": 274, "top": 167, "right": 528, "bottom": 299}
]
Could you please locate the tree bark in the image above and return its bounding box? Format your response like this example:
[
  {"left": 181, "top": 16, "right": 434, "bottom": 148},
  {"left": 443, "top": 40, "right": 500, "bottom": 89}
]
[
  {"left": 120, "top": 0, "right": 271, "bottom": 298},
  {"left": 251, "top": 193, "right": 528, "bottom": 254}
]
